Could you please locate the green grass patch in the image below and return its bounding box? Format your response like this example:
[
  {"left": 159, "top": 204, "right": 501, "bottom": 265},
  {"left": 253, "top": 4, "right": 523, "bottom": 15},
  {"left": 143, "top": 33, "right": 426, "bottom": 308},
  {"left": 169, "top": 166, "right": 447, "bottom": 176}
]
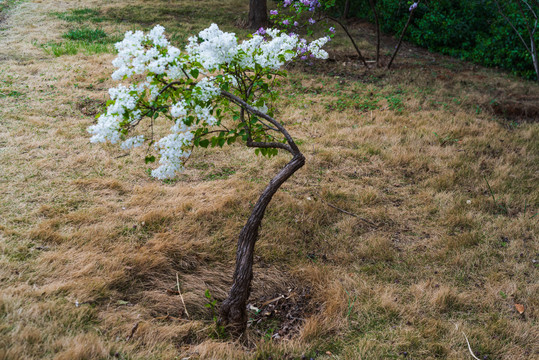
[
  {"left": 0, "top": 90, "right": 23, "bottom": 98},
  {"left": 52, "top": 8, "right": 104, "bottom": 23},
  {"left": 204, "top": 167, "right": 236, "bottom": 181},
  {"left": 41, "top": 41, "right": 115, "bottom": 57},
  {"left": 63, "top": 28, "right": 109, "bottom": 43},
  {"left": 41, "top": 27, "right": 118, "bottom": 57}
]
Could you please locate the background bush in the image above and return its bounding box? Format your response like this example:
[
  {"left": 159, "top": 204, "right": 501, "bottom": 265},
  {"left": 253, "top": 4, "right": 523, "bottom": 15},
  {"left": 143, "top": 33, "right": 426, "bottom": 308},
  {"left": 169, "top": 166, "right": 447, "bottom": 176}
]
[{"left": 334, "top": 0, "right": 538, "bottom": 80}]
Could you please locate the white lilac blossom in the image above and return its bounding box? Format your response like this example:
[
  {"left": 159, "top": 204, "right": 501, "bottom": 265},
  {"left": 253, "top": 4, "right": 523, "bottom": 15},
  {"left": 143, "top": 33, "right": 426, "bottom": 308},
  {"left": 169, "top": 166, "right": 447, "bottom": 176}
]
[
  {"left": 121, "top": 135, "right": 145, "bottom": 150},
  {"left": 89, "top": 24, "right": 329, "bottom": 180},
  {"left": 409, "top": 2, "right": 418, "bottom": 11},
  {"left": 307, "top": 36, "right": 329, "bottom": 59}
]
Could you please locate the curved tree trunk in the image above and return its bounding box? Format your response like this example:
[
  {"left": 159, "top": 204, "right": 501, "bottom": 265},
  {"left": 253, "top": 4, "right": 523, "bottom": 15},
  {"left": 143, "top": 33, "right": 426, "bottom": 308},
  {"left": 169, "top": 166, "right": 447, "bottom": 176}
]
[
  {"left": 248, "top": 0, "right": 268, "bottom": 30},
  {"left": 219, "top": 153, "right": 305, "bottom": 334}
]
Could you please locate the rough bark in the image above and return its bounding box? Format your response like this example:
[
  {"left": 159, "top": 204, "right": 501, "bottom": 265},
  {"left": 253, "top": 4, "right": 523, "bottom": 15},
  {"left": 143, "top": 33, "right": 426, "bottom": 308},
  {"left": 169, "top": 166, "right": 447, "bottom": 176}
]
[
  {"left": 219, "top": 154, "right": 305, "bottom": 334},
  {"left": 248, "top": 0, "right": 268, "bottom": 30},
  {"left": 217, "top": 90, "right": 304, "bottom": 334}
]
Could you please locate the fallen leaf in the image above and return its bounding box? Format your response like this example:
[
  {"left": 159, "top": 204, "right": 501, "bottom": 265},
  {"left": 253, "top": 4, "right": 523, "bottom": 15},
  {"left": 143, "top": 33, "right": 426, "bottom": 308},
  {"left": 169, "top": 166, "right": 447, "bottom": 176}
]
[{"left": 515, "top": 303, "right": 525, "bottom": 314}]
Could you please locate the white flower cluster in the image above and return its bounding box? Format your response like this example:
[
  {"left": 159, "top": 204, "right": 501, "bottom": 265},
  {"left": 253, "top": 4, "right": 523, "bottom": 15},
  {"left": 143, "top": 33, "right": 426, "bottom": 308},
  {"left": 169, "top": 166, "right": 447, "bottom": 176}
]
[
  {"left": 111, "top": 25, "right": 182, "bottom": 80},
  {"left": 90, "top": 23, "right": 329, "bottom": 180},
  {"left": 88, "top": 84, "right": 143, "bottom": 144},
  {"left": 307, "top": 36, "right": 330, "bottom": 60},
  {"left": 186, "top": 24, "right": 238, "bottom": 71},
  {"left": 238, "top": 29, "right": 301, "bottom": 69},
  {"left": 121, "top": 135, "right": 145, "bottom": 150}
]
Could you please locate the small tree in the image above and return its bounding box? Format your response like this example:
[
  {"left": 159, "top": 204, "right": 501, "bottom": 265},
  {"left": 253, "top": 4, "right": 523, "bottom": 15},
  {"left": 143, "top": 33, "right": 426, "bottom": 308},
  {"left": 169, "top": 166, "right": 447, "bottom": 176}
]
[
  {"left": 494, "top": 0, "right": 539, "bottom": 82},
  {"left": 88, "top": 24, "right": 329, "bottom": 334}
]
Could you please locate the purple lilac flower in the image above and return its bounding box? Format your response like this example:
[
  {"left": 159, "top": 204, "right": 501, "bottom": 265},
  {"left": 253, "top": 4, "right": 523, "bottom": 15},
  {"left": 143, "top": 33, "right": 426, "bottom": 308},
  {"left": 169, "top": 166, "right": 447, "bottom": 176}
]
[
  {"left": 255, "top": 27, "right": 266, "bottom": 35},
  {"left": 301, "top": 55, "right": 308, "bottom": 60},
  {"left": 329, "top": 27, "right": 335, "bottom": 33},
  {"left": 308, "top": 18, "right": 316, "bottom": 24},
  {"left": 294, "top": 21, "right": 299, "bottom": 26},
  {"left": 270, "top": 10, "right": 278, "bottom": 15},
  {"left": 409, "top": 2, "right": 418, "bottom": 11},
  {"left": 283, "top": 0, "right": 292, "bottom": 7},
  {"left": 283, "top": 19, "right": 290, "bottom": 25}
]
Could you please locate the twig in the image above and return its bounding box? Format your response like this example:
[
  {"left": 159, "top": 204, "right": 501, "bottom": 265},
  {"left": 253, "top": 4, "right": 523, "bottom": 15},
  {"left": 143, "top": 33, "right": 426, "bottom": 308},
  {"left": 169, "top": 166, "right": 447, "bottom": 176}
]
[
  {"left": 454, "top": 323, "right": 480, "bottom": 360},
  {"left": 314, "top": 192, "right": 377, "bottom": 227},
  {"left": 126, "top": 321, "right": 139, "bottom": 341},
  {"left": 261, "top": 295, "right": 285, "bottom": 307},
  {"left": 327, "top": 16, "right": 369, "bottom": 68},
  {"left": 176, "top": 272, "right": 190, "bottom": 319}
]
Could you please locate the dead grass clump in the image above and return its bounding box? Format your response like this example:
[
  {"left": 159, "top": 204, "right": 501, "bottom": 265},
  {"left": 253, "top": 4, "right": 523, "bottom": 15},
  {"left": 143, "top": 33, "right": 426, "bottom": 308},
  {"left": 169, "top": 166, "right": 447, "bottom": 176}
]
[
  {"left": 73, "top": 177, "right": 126, "bottom": 194},
  {"left": 28, "top": 220, "right": 66, "bottom": 244},
  {"left": 139, "top": 209, "right": 173, "bottom": 232},
  {"left": 53, "top": 333, "right": 108, "bottom": 360},
  {"left": 430, "top": 286, "right": 472, "bottom": 314}
]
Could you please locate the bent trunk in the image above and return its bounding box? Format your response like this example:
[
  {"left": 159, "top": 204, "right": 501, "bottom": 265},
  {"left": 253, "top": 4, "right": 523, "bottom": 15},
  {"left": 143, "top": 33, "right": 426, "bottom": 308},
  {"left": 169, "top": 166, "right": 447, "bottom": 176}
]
[{"left": 219, "top": 153, "right": 305, "bottom": 334}]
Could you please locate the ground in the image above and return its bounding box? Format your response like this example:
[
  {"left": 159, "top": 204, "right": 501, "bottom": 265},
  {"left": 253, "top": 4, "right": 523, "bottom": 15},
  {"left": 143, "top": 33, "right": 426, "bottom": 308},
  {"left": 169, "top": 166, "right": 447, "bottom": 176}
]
[{"left": 0, "top": 0, "right": 538, "bottom": 359}]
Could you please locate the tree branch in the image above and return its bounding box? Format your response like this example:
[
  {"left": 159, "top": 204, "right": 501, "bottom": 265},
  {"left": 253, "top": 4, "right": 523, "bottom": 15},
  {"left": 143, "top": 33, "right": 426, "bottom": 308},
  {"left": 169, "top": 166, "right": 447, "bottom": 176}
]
[
  {"left": 220, "top": 90, "right": 301, "bottom": 155},
  {"left": 327, "top": 16, "right": 370, "bottom": 68}
]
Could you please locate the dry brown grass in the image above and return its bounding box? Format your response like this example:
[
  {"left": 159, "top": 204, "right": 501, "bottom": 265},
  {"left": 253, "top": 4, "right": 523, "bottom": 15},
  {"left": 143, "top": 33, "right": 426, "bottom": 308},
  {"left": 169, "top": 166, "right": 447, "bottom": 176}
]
[{"left": 0, "top": 0, "right": 538, "bottom": 359}]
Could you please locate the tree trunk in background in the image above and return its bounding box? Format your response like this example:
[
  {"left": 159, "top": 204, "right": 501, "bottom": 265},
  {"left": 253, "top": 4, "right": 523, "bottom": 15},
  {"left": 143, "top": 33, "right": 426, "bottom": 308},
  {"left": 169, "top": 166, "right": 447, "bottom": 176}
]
[
  {"left": 343, "top": 0, "right": 351, "bottom": 18},
  {"left": 249, "top": 0, "right": 268, "bottom": 30}
]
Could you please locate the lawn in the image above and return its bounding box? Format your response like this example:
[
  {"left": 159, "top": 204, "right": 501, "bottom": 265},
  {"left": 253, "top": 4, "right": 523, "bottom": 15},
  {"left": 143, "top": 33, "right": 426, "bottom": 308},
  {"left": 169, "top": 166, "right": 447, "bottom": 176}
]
[{"left": 0, "top": 0, "right": 537, "bottom": 359}]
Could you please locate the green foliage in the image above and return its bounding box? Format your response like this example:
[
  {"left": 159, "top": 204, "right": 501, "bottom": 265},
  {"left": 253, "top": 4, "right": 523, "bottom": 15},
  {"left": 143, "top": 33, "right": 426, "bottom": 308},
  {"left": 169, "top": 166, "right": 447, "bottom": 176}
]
[
  {"left": 343, "top": 0, "right": 539, "bottom": 80},
  {"left": 204, "top": 290, "right": 227, "bottom": 339}
]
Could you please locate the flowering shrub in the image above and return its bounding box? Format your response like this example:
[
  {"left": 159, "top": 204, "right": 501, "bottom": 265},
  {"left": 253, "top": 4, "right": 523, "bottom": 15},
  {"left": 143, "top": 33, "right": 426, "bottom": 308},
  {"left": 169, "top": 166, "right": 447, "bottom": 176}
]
[
  {"left": 89, "top": 24, "right": 328, "bottom": 179},
  {"left": 270, "top": 0, "right": 370, "bottom": 66},
  {"left": 89, "top": 24, "right": 329, "bottom": 333},
  {"left": 270, "top": 0, "right": 335, "bottom": 37}
]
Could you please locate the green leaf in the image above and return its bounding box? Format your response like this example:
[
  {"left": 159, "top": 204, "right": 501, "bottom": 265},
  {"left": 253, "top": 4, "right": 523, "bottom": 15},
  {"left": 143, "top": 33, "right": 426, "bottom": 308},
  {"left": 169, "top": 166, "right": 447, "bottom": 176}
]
[
  {"left": 144, "top": 155, "right": 156, "bottom": 164},
  {"left": 199, "top": 139, "right": 210, "bottom": 148},
  {"left": 190, "top": 68, "right": 199, "bottom": 78}
]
